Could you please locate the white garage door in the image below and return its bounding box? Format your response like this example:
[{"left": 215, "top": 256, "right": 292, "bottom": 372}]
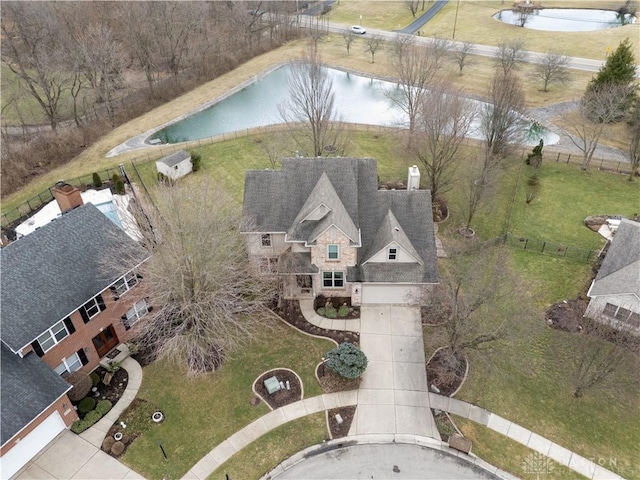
[
  {"left": 1, "top": 411, "right": 66, "bottom": 479},
  {"left": 361, "top": 284, "right": 421, "bottom": 304}
]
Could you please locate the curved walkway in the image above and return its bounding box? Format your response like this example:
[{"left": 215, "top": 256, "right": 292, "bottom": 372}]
[
  {"left": 299, "top": 298, "right": 361, "bottom": 332},
  {"left": 14, "top": 357, "right": 144, "bottom": 480}
]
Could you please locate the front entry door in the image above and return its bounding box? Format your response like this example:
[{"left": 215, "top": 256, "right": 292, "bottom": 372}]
[{"left": 92, "top": 325, "right": 119, "bottom": 357}]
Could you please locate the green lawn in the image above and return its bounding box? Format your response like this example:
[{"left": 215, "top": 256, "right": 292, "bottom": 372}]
[
  {"left": 211, "top": 413, "right": 327, "bottom": 480},
  {"left": 509, "top": 163, "right": 640, "bottom": 249},
  {"left": 120, "top": 321, "right": 333, "bottom": 479},
  {"left": 454, "top": 418, "right": 588, "bottom": 480}
]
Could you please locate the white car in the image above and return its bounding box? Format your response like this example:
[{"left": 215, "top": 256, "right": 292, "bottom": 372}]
[{"left": 350, "top": 25, "right": 366, "bottom": 35}]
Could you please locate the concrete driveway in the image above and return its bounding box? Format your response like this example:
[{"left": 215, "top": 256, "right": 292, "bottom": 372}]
[
  {"left": 349, "top": 304, "right": 437, "bottom": 438},
  {"left": 12, "top": 430, "right": 142, "bottom": 480}
]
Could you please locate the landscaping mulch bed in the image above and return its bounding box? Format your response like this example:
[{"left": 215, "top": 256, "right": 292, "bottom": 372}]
[
  {"left": 327, "top": 406, "right": 356, "bottom": 439},
  {"left": 545, "top": 298, "right": 588, "bottom": 332},
  {"left": 316, "top": 366, "right": 359, "bottom": 438},
  {"left": 275, "top": 299, "right": 359, "bottom": 346},
  {"left": 254, "top": 369, "right": 302, "bottom": 409},
  {"left": 93, "top": 367, "right": 128, "bottom": 404},
  {"left": 313, "top": 295, "right": 360, "bottom": 320},
  {"left": 426, "top": 348, "right": 467, "bottom": 397},
  {"left": 316, "top": 365, "right": 360, "bottom": 392}
]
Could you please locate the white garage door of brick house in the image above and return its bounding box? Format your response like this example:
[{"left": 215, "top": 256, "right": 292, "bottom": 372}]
[{"left": 1, "top": 411, "right": 66, "bottom": 479}]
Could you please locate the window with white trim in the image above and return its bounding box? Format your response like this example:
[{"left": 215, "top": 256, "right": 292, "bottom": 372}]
[
  {"left": 124, "top": 299, "right": 149, "bottom": 328},
  {"left": 327, "top": 244, "right": 339, "bottom": 260},
  {"left": 323, "top": 271, "right": 344, "bottom": 288},
  {"left": 261, "top": 234, "right": 272, "bottom": 247},
  {"left": 54, "top": 353, "right": 82, "bottom": 375},
  {"left": 388, "top": 248, "right": 398, "bottom": 260},
  {"left": 36, "top": 320, "right": 70, "bottom": 353},
  {"left": 112, "top": 271, "right": 139, "bottom": 297},
  {"left": 82, "top": 297, "right": 101, "bottom": 319},
  {"left": 603, "top": 303, "right": 640, "bottom": 326}
]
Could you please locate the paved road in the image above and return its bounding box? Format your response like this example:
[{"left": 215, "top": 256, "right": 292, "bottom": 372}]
[{"left": 272, "top": 443, "right": 502, "bottom": 479}]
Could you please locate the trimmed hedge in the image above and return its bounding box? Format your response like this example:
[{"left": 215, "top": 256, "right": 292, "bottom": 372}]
[
  {"left": 78, "top": 397, "right": 97, "bottom": 416},
  {"left": 70, "top": 401, "right": 112, "bottom": 434},
  {"left": 96, "top": 400, "right": 113, "bottom": 416}
]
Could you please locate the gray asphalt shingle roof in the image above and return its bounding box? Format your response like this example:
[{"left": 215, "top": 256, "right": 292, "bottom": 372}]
[
  {"left": 157, "top": 150, "right": 191, "bottom": 168},
  {"left": 242, "top": 158, "right": 438, "bottom": 284},
  {"left": 590, "top": 219, "right": 640, "bottom": 297},
  {"left": 1, "top": 203, "right": 148, "bottom": 351},
  {"left": 1, "top": 344, "right": 71, "bottom": 445}
]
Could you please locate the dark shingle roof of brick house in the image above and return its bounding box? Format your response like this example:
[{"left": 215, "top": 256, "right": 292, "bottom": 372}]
[
  {"left": 1, "top": 343, "right": 71, "bottom": 445},
  {"left": 241, "top": 157, "right": 438, "bottom": 284},
  {"left": 1, "top": 203, "right": 148, "bottom": 352},
  {"left": 590, "top": 219, "right": 640, "bottom": 297}
]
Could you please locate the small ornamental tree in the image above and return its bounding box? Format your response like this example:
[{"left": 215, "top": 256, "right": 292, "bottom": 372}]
[
  {"left": 190, "top": 152, "right": 202, "bottom": 172},
  {"left": 325, "top": 342, "right": 368, "bottom": 379},
  {"left": 92, "top": 172, "right": 102, "bottom": 188}
]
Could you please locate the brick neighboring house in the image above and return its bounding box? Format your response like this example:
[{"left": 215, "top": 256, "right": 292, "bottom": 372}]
[
  {"left": 585, "top": 218, "right": 640, "bottom": 332},
  {"left": 240, "top": 158, "right": 438, "bottom": 304},
  {"left": 1, "top": 203, "right": 149, "bottom": 478}
]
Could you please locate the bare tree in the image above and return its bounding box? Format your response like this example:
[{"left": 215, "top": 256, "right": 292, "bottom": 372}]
[
  {"left": 404, "top": 0, "right": 420, "bottom": 17},
  {"left": 118, "top": 178, "right": 278, "bottom": 376},
  {"left": 627, "top": 98, "right": 640, "bottom": 181},
  {"left": 278, "top": 46, "right": 345, "bottom": 157},
  {"left": 342, "top": 29, "right": 356, "bottom": 55},
  {"left": 565, "top": 84, "right": 631, "bottom": 170},
  {"left": 460, "top": 162, "right": 490, "bottom": 233},
  {"left": 495, "top": 38, "right": 528, "bottom": 76},
  {"left": 364, "top": 34, "right": 384, "bottom": 63},
  {"left": 1, "top": 2, "right": 70, "bottom": 129},
  {"left": 479, "top": 70, "right": 526, "bottom": 166},
  {"left": 425, "top": 244, "right": 533, "bottom": 381},
  {"left": 453, "top": 41, "right": 475, "bottom": 76},
  {"left": 571, "top": 315, "right": 640, "bottom": 398},
  {"left": 533, "top": 51, "right": 571, "bottom": 92},
  {"left": 413, "top": 83, "right": 477, "bottom": 203},
  {"left": 387, "top": 34, "right": 449, "bottom": 135}
]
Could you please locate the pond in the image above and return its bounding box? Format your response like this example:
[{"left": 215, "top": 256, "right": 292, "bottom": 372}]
[
  {"left": 113, "top": 65, "right": 557, "bottom": 155},
  {"left": 493, "top": 8, "right": 636, "bottom": 31}
]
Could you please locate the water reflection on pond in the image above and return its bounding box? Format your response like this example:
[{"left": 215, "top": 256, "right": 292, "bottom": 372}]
[
  {"left": 493, "top": 8, "right": 636, "bottom": 31},
  {"left": 149, "top": 65, "right": 558, "bottom": 147}
]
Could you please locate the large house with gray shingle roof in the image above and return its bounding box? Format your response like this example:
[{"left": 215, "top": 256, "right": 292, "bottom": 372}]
[
  {"left": 1, "top": 203, "right": 148, "bottom": 478},
  {"left": 241, "top": 158, "right": 438, "bottom": 304},
  {"left": 585, "top": 218, "right": 640, "bottom": 332}
]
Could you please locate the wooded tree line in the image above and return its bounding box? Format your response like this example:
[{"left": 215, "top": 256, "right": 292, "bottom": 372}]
[{"left": 1, "top": 0, "right": 300, "bottom": 195}]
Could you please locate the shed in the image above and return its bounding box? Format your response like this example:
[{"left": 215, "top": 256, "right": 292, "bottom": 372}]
[{"left": 155, "top": 150, "right": 192, "bottom": 181}]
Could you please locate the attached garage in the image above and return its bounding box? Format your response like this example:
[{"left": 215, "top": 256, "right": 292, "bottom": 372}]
[
  {"left": 1, "top": 411, "right": 66, "bottom": 479},
  {"left": 360, "top": 284, "right": 421, "bottom": 305}
]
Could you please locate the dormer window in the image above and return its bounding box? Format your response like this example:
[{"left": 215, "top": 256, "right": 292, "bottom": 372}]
[
  {"left": 388, "top": 248, "right": 398, "bottom": 260},
  {"left": 261, "top": 234, "right": 272, "bottom": 247},
  {"left": 327, "top": 244, "right": 339, "bottom": 260}
]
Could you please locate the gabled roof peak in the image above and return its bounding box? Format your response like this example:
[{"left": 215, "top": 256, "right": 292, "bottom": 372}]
[{"left": 287, "top": 172, "right": 359, "bottom": 244}]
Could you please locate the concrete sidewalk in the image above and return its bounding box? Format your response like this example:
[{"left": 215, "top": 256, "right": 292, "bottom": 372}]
[{"left": 349, "top": 304, "right": 437, "bottom": 438}]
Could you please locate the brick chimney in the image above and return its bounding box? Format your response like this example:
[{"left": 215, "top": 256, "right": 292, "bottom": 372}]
[{"left": 52, "top": 182, "right": 83, "bottom": 213}]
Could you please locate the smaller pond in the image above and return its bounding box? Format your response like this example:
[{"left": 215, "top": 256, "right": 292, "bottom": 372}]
[{"left": 493, "top": 8, "right": 636, "bottom": 31}]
